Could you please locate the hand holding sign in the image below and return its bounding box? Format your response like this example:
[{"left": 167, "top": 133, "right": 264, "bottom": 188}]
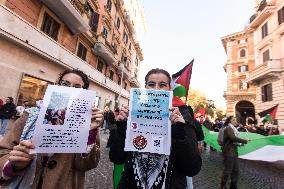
[
  {"left": 91, "top": 106, "right": 104, "bottom": 130},
  {"left": 169, "top": 107, "right": 185, "bottom": 124},
  {"left": 116, "top": 106, "right": 129, "bottom": 121},
  {"left": 9, "top": 140, "right": 35, "bottom": 170}
]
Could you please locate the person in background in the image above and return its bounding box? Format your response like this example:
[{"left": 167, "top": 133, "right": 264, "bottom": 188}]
[
  {"left": 15, "top": 100, "right": 30, "bottom": 119},
  {"left": 0, "top": 69, "right": 102, "bottom": 189},
  {"left": 220, "top": 116, "right": 249, "bottom": 189},
  {"left": 0, "top": 99, "right": 4, "bottom": 109},
  {"left": 237, "top": 124, "right": 248, "bottom": 132},
  {"left": 186, "top": 105, "right": 204, "bottom": 189},
  {"left": 0, "top": 97, "right": 16, "bottom": 135}
]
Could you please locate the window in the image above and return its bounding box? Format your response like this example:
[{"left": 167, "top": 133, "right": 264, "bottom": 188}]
[
  {"left": 89, "top": 9, "right": 99, "bottom": 33},
  {"left": 109, "top": 70, "right": 114, "bottom": 80},
  {"left": 238, "top": 65, "right": 248, "bottom": 72},
  {"left": 41, "top": 13, "right": 60, "bottom": 41},
  {"left": 124, "top": 81, "right": 127, "bottom": 89},
  {"left": 76, "top": 42, "right": 87, "bottom": 61},
  {"left": 106, "top": 0, "right": 112, "bottom": 12},
  {"left": 121, "top": 55, "right": 127, "bottom": 63},
  {"left": 261, "top": 22, "right": 268, "bottom": 39},
  {"left": 240, "top": 49, "right": 246, "bottom": 57},
  {"left": 238, "top": 39, "right": 247, "bottom": 44},
  {"left": 262, "top": 49, "right": 270, "bottom": 62},
  {"left": 261, "top": 83, "right": 273, "bottom": 102},
  {"left": 129, "top": 43, "right": 132, "bottom": 51},
  {"left": 118, "top": 76, "right": 121, "bottom": 85},
  {"left": 18, "top": 75, "right": 50, "bottom": 106},
  {"left": 123, "top": 32, "right": 128, "bottom": 44},
  {"left": 135, "top": 56, "right": 139, "bottom": 66},
  {"left": 102, "top": 27, "right": 108, "bottom": 39},
  {"left": 116, "top": 17, "right": 120, "bottom": 29},
  {"left": 239, "top": 80, "right": 249, "bottom": 90},
  {"left": 97, "top": 59, "right": 104, "bottom": 72},
  {"left": 278, "top": 6, "right": 284, "bottom": 25}
]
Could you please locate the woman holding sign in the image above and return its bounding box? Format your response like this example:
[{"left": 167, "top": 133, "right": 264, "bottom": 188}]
[
  {"left": 0, "top": 69, "right": 102, "bottom": 189},
  {"left": 109, "top": 68, "right": 201, "bottom": 189}
]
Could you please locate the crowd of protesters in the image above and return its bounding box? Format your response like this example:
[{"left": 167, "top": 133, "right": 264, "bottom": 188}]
[{"left": 199, "top": 116, "right": 281, "bottom": 136}]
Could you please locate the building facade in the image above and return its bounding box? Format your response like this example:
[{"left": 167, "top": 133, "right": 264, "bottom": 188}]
[
  {"left": 246, "top": 0, "right": 284, "bottom": 130},
  {"left": 0, "top": 0, "right": 147, "bottom": 110},
  {"left": 222, "top": 31, "right": 257, "bottom": 125}
]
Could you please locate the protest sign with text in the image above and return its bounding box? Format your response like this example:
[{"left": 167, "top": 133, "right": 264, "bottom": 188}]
[
  {"left": 32, "top": 85, "right": 96, "bottom": 153},
  {"left": 124, "top": 88, "right": 173, "bottom": 155}
]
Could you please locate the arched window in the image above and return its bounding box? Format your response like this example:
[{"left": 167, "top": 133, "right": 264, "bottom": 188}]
[{"left": 240, "top": 49, "right": 246, "bottom": 57}]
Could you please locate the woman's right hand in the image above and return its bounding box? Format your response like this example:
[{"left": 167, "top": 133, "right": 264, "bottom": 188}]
[
  {"left": 8, "top": 140, "right": 35, "bottom": 171},
  {"left": 116, "top": 106, "right": 129, "bottom": 121}
]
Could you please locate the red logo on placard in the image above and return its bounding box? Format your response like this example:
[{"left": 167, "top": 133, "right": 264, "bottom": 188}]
[{"left": 133, "top": 135, "right": 147, "bottom": 150}]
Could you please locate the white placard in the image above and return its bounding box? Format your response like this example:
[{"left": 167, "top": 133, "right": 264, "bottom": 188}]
[
  {"left": 124, "top": 88, "right": 173, "bottom": 155},
  {"left": 32, "top": 85, "right": 96, "bottom": 153}
]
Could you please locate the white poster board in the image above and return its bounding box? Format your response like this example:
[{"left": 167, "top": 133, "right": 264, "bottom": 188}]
[
  {"left": 32, "top": 85, "right": 96, "bottom": 153},
  {"left": 124, "top": 88, "right": 173, "bottom": 155}
]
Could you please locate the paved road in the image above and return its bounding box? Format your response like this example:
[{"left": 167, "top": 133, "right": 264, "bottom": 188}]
[{"left": 85, "top": 131, "right": 284, "bottom": 189}]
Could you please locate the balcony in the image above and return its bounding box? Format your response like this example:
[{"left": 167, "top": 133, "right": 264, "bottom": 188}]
[
  {"left": 134, "top": 42, "right": 144, "bottom": 61},
  {"left": 129, "top": 77, "right": 140, "bottom": 88},
  {"left": 41, "top": 0, "right": 90, "bottom": 34},
  {"left": 246, "top": 60, "right": 282, "bottom": 83},
  {"left": 117, "top": 62, "right": 130, "bottom": 79},
  {"left": 93, "top": 41, "right": 117, "bottom": 66},
  {"left": 0, "top": 5, "right": 129, "bottom": 98},
  {"left": 249, "top": 0, "right": 275, "bottom": 28},
  {"left": 124, "top": 13, "right": 134, "bottom": 34}
]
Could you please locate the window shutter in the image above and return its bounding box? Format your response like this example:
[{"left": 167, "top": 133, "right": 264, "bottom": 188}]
[
  {"left": 245, "top": 65, "right": 248, "bottom": 71},
  {"left": 238, "top": 66, "right": 241, "bottom": 72},
  {"left": 90, "top": 12, "right": 99, "bottom": 33},
  {"left": 261, "top": 86, "right": 265, "bottom": 102},
  {"left": 268, "top": 84, "right": 273, "bottom": 101}
]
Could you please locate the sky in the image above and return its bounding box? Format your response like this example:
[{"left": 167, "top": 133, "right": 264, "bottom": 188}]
[{"left": 138, "top": 0, "right": 254, "bottom": 109}]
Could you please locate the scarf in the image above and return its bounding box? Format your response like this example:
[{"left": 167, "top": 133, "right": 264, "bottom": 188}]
[
  {"left": 9, "top": 105, "right": 41, "bottom": 189},
  {"left": 133, "top": 152, "right": 169, "bottom": 189}
]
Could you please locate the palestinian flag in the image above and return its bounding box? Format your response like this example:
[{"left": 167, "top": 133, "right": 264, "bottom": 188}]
[
  {"left": 202, "top": 126, "right": 284, "bottom": 162},
  {"left": 172, "top": 59, "right": 194, "bottom": 107},
  {"left": 258, "top": 104, "right": 278, "bottom": 124}
]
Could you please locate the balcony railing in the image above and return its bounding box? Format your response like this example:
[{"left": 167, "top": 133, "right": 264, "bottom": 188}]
[
  {"left": 246, "top": 60, "right": 282, "bottom": 83},
  {"left": 248, "top": 0, "right": 276, "bottom": 28},
  {"left": 41, "top": 0, "right": 90, "bottom": 34}
]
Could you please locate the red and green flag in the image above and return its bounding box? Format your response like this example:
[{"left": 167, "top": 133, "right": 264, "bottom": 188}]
[
  {"left": 172, "top": 59, "right": 194, "bottom": 107},
  {"left": 258, "top": 104, "right": 278, "bottom": 124}
]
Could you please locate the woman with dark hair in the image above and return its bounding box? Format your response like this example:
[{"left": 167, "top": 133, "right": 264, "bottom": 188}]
[
  {"left": 220, "top": 116, "right": 249, "bottom": 189},
  {"left": 109, "top": 68, "right": 201, "bottom": 189},
  {"left": 0, "top": 69, "right": 102, "bottom": 189}
]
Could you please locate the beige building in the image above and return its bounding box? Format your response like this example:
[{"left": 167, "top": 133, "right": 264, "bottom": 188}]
[
  {"left": 222, "top": 31, "right": 257, "bottom": 125},
  {"left": 246, "top": 0, "right": 284, "bottom": 130},
  {"left": 0, "top": 0, "right": 147, "bottom": 110}
]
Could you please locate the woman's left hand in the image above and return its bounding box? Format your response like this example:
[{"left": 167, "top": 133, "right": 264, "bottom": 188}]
[
  {"left": 169, "top": 107, "right": 185, "bottom": 124},
  {"left": 91, "top": 107, "right": 104, "bottom": 130}
]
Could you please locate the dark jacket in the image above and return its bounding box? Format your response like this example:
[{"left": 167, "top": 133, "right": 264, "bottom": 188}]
[
  {"left": 222, "top": 126, "right": 247, "bottom": 157},
  {"left": 109, "top": 113, "right": 202, "bottom": 189},
  {"left": 0, "top": 103, "right": 16, "bottom": 119}
]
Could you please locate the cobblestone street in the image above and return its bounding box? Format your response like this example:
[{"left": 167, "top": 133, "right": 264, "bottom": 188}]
[{"left": 85, "top": 132, "right": 284, "bottom": 189}]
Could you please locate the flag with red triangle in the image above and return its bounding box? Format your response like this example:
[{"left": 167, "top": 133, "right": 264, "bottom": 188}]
[
  {"left": 172, "top": 59, "right": 194, "bottom": 107},
  {"left": 258, "top": 104, "right": 278, "bottom": 123}
]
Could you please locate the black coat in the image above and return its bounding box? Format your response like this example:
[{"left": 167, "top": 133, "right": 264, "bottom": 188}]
[
  {"left": 109, "top": 109, "right": 202, "bottom": 189},
  {"left": 0, "top": 103, "right": 16, "bottom": 119}
]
